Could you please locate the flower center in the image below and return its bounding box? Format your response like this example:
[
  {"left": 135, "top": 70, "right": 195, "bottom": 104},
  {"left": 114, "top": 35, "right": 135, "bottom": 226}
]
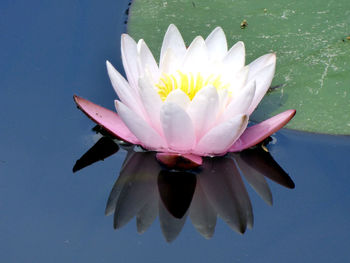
[{"left": 156, "top": 71, "right": 229, "bottom": 101}]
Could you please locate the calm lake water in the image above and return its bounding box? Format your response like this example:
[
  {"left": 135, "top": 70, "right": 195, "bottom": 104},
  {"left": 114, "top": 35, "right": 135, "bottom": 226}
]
[{"left": 1, "top": 0, "right": 350, "bottom": 262}]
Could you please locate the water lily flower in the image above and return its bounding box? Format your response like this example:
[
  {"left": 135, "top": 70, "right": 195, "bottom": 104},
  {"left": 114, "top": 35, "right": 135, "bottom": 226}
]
[{"left": 74, "top": 24, "right": 296, "bottom": 166}]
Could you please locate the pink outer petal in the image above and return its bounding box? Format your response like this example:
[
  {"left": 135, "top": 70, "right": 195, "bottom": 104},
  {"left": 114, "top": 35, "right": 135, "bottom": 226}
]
[
  {"left": 229, "top": 109, "right": 296, "bottom": 152},
  {"left": 73, "top": 95, "right": 140, "bottom": 144},
  {"left": 156, "top": 153, "right": 203, "bottom": 169}
]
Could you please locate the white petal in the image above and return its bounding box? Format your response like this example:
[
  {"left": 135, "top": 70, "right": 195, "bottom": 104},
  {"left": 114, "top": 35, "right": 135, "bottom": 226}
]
[
  {"left": 218, "top": 89, "right": 229, "bottom": 114},
  {"left": 115, "top": 100, "right": 167, "bottom": 150},
  {"left": 106, "top": 61, "right": 145, "bottom": 119},
  {"left": 194, "top": 114, "right": 248, "bottom": 155},
  {"left": 247, "top": 62, "right": 276, "bottom": 115},
  {"left": 205, "top": 27, "right": 228, "bottom": 62},
  {"left": 187, "top": 85, "right": 219, "bottom": 139},
  {"left": 137, "top": 39, "right": 160, "bottom": 83},
  {"left": 164, "top": 89, "right": 191, "bottom": 109},
  {"left": 159, "top": 48, "right": 180, "bottom": 74},
  {"left": 182, "top": 36, "right": 209, "bottom": 72},
  {"left": 138, "top": 76, "right": 163, "bottom": 132},
  {"left": 222, "top": 81, "right": 256, "bottom": 121},
  {"left": 223, "top": 41, "right": 245, "bottom": 73},
  {"left": 160, "top": 102, "right": 195, "bottom": 151},
  {"left": 226, "top": 65, "right": 249, "bottom": 96},
  {"left": 160, "top": 24, "right": 186, "bottom": 69},
  {"left": 121, "top": 34, "right": 140, "bottom": 90},
  {"left": 247, "top": 53, "right": 276, "bottom": 80}
]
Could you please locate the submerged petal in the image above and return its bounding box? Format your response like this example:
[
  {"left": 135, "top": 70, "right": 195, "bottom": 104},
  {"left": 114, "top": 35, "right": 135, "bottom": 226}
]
[{"left": 229, "top": 109, "right": 296, "bottom": 152}]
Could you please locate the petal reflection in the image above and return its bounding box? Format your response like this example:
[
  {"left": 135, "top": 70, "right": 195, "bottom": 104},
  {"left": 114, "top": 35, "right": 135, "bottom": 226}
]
[
  {"left": 189, "top": 180, "right": 217, "bottom": 239},
  {"left": 199, "top": 157, "right": 253, "bottom": 233},
  {"left": 73, "top": 133, "right": 295, "bottom": 241},
  {"left": 107, "top": 152, "right": 160, "bottom": 229},
  {"left": 234, "top": 152, "right": 273, "bottom": 205},
  {"left": 136, "top": 201, "right": 158, "bottom": 234},
  {"left": 159, "top": 199, "right": 188, "bottom": 243},
  {"left": 239, "top": 147, "right": 295, "bottom": 189}
]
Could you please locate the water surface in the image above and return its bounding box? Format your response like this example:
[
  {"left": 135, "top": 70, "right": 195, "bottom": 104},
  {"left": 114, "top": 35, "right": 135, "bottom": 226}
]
[{"left": 1, "top": 0, "right": 349, "bottom": 262}]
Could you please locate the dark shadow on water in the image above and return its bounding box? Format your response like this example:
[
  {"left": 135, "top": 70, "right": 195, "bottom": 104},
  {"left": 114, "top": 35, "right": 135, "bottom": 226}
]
[
  {"left": 73, "top": 136, "right": 119, "bottom": 173},
  {"left": 73, "top": 130, "right": 295, "bottom": 242},
  {"left": 158, "top": 170, "right": 197, "bottom": 219}
]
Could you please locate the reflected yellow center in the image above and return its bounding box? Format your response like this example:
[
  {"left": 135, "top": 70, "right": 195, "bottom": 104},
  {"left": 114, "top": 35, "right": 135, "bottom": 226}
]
[{"left": 156, "top": 71, "right": 229, "bottom": 101}]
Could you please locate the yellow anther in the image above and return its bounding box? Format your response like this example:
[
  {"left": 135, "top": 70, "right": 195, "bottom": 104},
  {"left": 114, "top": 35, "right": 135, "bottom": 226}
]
[{"left": 156, "top": 71, "right": 228, "bottom": 101}]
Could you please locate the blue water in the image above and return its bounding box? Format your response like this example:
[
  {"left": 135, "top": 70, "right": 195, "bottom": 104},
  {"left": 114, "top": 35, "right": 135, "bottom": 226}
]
[{"left": 1, "top": 0, "right": 350, "bottom": 262}]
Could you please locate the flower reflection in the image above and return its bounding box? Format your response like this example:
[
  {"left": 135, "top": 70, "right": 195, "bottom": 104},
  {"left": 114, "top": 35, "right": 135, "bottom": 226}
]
[{"left": 74, "top": 134, "right": 294, "bottom": 242}]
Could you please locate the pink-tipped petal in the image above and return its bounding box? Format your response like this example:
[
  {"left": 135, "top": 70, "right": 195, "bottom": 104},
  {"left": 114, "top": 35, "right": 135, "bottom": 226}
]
[
  {"left": 73, "top": 95, "right": 140, "bottom": 144},
  {"left": 115, "top": 100, "right": 167, "bottom": 150},
  {"left": 194, "top": 114, "right": 248, "bottom": 156},
  {"left": 205, "top": 27, "right": 228, "bottom": 62},
  {"left": 160, "top": 102, "right": 196, "bottom": 151},
  {"left": 156, "top": 153, "right": 203, "bottom": 169},
  {"left": 229, "top": 109, "right": 296, "bottom": 152}
]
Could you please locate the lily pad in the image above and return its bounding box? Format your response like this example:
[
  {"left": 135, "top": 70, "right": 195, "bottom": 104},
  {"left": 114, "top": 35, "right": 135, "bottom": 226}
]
[{"left": 127, "top": 0, "right": 350, "bottom": 134}]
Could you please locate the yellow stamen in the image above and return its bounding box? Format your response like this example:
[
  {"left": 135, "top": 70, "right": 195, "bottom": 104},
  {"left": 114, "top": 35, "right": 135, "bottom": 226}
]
[{"left": 156, "top": 71, "right": 228, "bottom": 101}]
